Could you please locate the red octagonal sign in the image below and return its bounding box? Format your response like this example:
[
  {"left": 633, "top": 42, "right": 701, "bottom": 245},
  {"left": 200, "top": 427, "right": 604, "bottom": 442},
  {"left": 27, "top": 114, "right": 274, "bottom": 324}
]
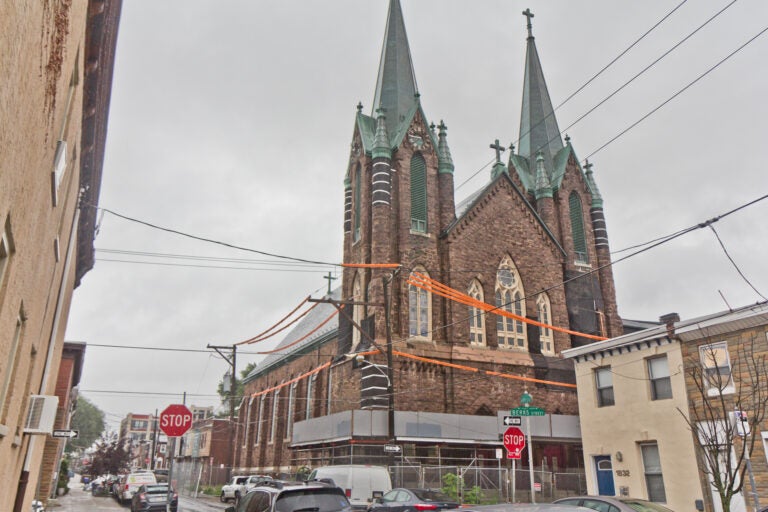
[
  {"left": 503, "top": 426, "right": 525, "bottom": 459},
  {"left": 159, "top": 404, "right": 193, "bottom": 437}
]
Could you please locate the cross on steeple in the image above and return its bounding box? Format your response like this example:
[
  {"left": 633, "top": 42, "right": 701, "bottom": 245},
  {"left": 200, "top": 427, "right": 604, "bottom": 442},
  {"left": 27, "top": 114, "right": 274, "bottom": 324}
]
[
  {"left": 490, "top": 139, "right": 506, "bottom": 163},
  {"left": 323, "top": 272, "right": 337, "bottom": 295},
  {"left": 522, "top": 8, "right": 534, "bottom": 38}
]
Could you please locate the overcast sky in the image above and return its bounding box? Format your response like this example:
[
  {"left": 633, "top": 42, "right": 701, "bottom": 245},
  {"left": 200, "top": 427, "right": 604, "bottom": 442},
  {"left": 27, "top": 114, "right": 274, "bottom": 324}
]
[{"left": 65, "top": 0, "right": 768, "bottom": 430}]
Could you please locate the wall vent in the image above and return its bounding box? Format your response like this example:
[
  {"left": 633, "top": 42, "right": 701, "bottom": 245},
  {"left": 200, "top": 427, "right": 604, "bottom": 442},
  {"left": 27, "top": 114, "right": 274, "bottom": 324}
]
[{"left": 23, "top": 395, "right": 59, "bottom": 435}]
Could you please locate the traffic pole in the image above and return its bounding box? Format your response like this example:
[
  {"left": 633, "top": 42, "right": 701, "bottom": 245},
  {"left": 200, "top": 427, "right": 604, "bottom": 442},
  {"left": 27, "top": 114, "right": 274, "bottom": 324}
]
[
  {"left": 166, "top": 437, "right": 176, "bottom": 512},
  {"left": 526, "top": 415, "right": 534, "bottom": 504}
]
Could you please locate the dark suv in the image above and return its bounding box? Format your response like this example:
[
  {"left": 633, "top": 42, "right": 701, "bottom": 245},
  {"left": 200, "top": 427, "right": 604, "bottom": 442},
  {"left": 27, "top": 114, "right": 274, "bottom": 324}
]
[{"left": 225, "top": 481, "right": 353, "bottom": 512}]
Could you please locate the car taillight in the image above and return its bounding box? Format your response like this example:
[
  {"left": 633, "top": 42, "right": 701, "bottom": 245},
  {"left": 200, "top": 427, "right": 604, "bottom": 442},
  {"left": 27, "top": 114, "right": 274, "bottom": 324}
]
[
  {"left": 345, "top": 489, "right": 352, "bottom": 498},
  {"left": 415, "top": 505, "right": 438, "bottom": 510},
  {"left": 124, "top": 484, "right": 130, "bottom": 491}
]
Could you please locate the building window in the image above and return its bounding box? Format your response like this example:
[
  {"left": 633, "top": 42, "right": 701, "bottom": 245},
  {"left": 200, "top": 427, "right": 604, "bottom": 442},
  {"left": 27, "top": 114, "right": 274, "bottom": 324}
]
[
  {"left": 495, "top": 256, "right": 527, "bottom": 350},
  {"left": 648, "top": 356, "right": 672, "bottom": 400},
  {"left": 537, "top": 293, "right": 553, "bottom": 354},
  {"left": 270, "top": 387, "right": 280, "bottom": 443},
  {"left": 468, "top": 280, "right": 485, "bottom": 346},
  {"left": 0, "top": 218, "right": 14, "bottom": 310},
  {"left": 410, "top": 153, "right": 427, "bottom": 232},
  {"left": 569, "top": 191, "right": 588, "bottom": 264},
  {"left": 306, "top": 374, "right": 316, "bottom": 419},
  {"left": 641, "top": 443, "right": 667, "bottom": 502},
  {"left": 353, "top": 164, "right": 362, "bottom": 242},
  {"left": 699, "top": 342, "right": 734, "bottom": 395},
  {"left": 352, "top": 273, "right": 363, "bottom": 350},
  {"left": 326, "top": 369, "right": 333, "bottom": 416},
  {"left": 286, "top": 382, "right": 296, "bottom": 441},
  {"left": 595, "top": 367, "right": 614, "bottom": 407},
  {"left": 256, "top": 396, "right": 264, "bottom": 444},
  {"left": 0, "top": 308, "right": 24, "bottom": 423},
  {"left": 408, "top": 268, "right": 431, "bottom": 339}
]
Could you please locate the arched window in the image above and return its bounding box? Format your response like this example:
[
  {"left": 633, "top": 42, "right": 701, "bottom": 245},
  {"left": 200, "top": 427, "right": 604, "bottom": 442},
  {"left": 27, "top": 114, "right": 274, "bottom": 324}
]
[
  {"left": 408, "top": 268, "right": 431, "bottom": 339},
  {"left": 495, "top": 256, "right": 527, "bottom": 349},
  {"left": 537, "top": 293, "right": 554, "bottom": 354},
  {"left": 352, "top": 273, "right": 363, "bottom": 350},
  {"left": 353, "top": 164, "right": 362, "bottom": 242},
  {"left": 410, "top": 153, "right": 427, "bottom": 232},
  {"left": 468, "top": 280, "right": 485, "bottom": 346},
  {"left": 569, "top": 191, "right": 588, "bottom": 264}
]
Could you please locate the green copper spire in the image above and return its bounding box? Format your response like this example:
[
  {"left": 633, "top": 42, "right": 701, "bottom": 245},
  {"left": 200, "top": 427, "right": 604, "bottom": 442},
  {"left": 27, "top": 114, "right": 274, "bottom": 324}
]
[
  {"left": 534, "top": 151, "right": 553, "bottom": 199},
  {"left": 437, "top": 120, "right": 454, "bottom": 174},
  {"left": 584, "top": 160, "right": 603, "bottom": 208},
  {"left": 518, "top": 9, "right": 563, "bottom": 175},
  {"left": 372, "top": 0, "right": 419, "bottom": 137},
  {"left": 372, "top": 108, "right": 392, "bottom": 159}
]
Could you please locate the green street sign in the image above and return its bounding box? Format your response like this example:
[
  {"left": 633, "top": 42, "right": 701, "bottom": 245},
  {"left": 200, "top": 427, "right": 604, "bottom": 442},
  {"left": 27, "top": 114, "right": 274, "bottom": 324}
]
[{"left": 510, "top": 407, "right": 545, "bottom": 416}]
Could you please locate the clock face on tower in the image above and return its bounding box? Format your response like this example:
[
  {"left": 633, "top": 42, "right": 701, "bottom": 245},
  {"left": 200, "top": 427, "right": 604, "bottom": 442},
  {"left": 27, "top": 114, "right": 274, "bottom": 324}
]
[{"left": 408, "top": 130, "right": 424, "bottom": 149}]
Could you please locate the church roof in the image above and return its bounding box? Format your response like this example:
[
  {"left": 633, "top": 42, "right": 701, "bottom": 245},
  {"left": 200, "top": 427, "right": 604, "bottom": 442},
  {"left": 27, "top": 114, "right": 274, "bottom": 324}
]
[
  {"left": 244, "top": 288, "right": 340, "bottom": 382},
  {"left": 372, "top": 0, "right": 419, "bottom": 139},
  {"left": 517, "top": 10, "right": 564, "bottom": 180}
]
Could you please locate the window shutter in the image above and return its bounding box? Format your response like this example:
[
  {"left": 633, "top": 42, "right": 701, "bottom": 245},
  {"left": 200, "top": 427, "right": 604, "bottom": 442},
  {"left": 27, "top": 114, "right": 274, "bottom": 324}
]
[{"left": 410, "top": 154, "right": 427, "bottom": 232}]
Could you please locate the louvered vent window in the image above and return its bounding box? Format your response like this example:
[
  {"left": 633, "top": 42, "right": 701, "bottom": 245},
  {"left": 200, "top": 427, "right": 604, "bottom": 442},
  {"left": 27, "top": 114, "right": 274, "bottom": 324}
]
[
  {"left": 569, "top": 192, "right": 588, "bottom": 264},
  {"left": 410, "top": 154, "right": 427, "bottom": 232},
  {"left": 353, "top": 165, "right": 362, "bottom": 242}
]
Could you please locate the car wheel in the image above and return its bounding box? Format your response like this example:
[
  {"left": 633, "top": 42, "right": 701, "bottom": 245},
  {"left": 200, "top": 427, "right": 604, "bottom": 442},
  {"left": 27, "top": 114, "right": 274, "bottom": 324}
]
[
  {"left": 235, "top": 490, "right": 241, "bottom": 503},
  {"left": 221, "top": 491, "right": 228, "bottom": 503}
]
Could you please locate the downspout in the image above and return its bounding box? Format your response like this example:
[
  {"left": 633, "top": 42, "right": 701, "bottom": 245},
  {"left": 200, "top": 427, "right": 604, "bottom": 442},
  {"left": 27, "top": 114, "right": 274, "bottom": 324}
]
[{"left": 14, "top": 208, "right": 80, "bottom": 512}]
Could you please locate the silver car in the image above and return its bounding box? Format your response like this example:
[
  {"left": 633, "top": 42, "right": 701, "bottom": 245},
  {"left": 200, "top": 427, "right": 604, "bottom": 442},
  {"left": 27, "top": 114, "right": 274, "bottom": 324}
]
[{"left": 553, "top": 496, "right": 675, "bottom": 512}]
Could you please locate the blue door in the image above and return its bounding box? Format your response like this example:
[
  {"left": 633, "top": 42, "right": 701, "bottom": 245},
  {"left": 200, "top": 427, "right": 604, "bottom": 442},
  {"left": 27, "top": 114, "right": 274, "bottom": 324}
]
[{"left": 594, "top": 455, "right": 615, "bottom": 496}]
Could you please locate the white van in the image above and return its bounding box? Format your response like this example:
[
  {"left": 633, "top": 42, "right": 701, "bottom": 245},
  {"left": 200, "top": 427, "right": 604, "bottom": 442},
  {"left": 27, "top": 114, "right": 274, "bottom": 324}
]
[
  {"left": 115, "top": 470, "right": 157, "bottom": 504},
  {"left": 308, "top": 465, "right": 392, "bottom": 511}
]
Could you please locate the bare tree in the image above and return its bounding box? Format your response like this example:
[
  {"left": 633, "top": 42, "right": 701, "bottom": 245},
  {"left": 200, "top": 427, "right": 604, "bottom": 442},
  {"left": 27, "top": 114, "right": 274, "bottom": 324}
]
[{"left": 678, "top": 335, "right": 768, "bottom": 512}]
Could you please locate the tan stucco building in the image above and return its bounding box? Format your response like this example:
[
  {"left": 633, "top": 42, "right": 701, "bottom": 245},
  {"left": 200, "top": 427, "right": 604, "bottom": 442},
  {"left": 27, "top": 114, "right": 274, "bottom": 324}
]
[
  {"left": 0, "top": 1, "right": 120, "bottom": 510},
  {"left": 564, "top": 303, "right": 768, "bottom": 512}
]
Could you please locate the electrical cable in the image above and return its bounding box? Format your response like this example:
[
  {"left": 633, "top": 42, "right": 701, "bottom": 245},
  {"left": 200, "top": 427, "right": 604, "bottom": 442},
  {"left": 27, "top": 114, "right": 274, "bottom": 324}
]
[{"left": 707, "top": 225, "right": 767, "bottom": 301}]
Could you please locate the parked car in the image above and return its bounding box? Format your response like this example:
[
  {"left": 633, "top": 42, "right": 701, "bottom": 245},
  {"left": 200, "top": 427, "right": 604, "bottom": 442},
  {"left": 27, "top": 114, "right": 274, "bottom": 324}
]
[
  {"left": 115, "top": 470, "right": 158, "bottom": 505},
  {"left": 130, "top": 483, "right": 178, "bottom": 512},
  {"left": 243, "top": 474, "right": 275, "bottom": 495},
  {"left": 221, "top": 475, "right": 252, "bottom": 503},
  {"left": 308, "top": 465, "right": 392, "bottom": 511},
  {"left": 461, "top": 505, "right": 591, "bottom": 512},
  {"left": 368, "top": 488, "right": 459, "bottom": 512},
  {"left": 553, "top": 496, "right": 675, "bottom": 512},
  {"left": 225, "top": 481, "right": 352, "bottom": 512}
]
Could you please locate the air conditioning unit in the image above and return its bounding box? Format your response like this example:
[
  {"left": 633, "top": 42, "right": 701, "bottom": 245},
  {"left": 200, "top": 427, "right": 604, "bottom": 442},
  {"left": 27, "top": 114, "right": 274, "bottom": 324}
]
[{"left": 23, "top": 395, "right": 59, "bottom": 435}]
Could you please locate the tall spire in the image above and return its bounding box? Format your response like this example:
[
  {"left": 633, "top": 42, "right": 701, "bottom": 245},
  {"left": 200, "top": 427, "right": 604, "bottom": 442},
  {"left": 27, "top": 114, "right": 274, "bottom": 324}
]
[
  {"left": 518, "top": 9, "right": 563, "bottom": 174},
  {"left": 372, "top": 0, "right": 419, "bottom": 137}
]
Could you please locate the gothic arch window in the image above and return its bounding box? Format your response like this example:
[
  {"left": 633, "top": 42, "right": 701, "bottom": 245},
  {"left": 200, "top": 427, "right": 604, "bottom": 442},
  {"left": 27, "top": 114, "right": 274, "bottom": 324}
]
[
  {"left": 409, "top": 267, "right": 431, "bottom": 339},
  {"left": 569, "top": 191, "right": 588, "bottom": 264},
  {"left": 468, "top": 279, "right": 485, "bottom": 346},
  {"left": 352, "top": 272, "right": 363, "bottom": 350},
  {"left": 537, "top": 293, "right": 554, "bottom": 355},
  {"left": 495, "top": 256, "right": 527, "bottom": 350},
  {"left": 410, "top": 153, "right": 427, "bottom": 232},
  {"left": 353, "top": 163, "right": 362, "bottom": 242}
]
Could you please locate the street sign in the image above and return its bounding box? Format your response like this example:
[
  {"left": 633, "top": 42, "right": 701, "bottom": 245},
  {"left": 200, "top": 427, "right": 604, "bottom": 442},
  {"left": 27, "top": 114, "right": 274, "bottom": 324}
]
[
  {"left": 503, "top": 416, "right": 522, "bottom": 426},
  {"left": 510, "top": 407, "right": 545, "bottom": 416},
  {"left": 159, "top": 404, "right": 193, "bottom": 437},
  {"left": 384, "top": 444, "right": 402, "bottom": 453},
  {"left": 52, "top": 429, "right": 79, "bottom": 439},
  {"left": 503, "top": 426, "right": 525, "bottom": 459}
]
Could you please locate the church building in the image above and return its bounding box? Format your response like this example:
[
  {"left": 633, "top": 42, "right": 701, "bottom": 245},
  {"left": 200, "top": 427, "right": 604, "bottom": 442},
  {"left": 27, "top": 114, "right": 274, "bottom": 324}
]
[{"left": 236, "top": 1, "right": 624, "bottom": 487}]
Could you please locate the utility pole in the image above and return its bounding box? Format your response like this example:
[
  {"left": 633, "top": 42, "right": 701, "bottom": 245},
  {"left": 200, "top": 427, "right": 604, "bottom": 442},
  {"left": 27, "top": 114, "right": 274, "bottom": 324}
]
[{"left": 208, "top": 344, "right": 237, "bottom": 453}]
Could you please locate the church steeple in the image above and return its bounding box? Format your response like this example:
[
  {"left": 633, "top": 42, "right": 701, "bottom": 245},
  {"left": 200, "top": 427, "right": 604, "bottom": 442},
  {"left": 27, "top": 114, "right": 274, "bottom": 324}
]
[
  {"left": 518, "top": 9, "right": 563, "bottom": 174},
  {"left": 372, "top": 0, "right": 419, "bottom": 137}
]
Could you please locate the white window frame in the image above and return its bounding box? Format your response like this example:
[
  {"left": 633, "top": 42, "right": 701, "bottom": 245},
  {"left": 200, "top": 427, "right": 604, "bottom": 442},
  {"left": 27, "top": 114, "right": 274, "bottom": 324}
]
[
  {"left": 408, "top": 268, "right": 431, "bottom": 340},
  {"left": 536, "top": 293, "right": 553, "bottom": 354},
  {"left": 468, "top": 280, "right": 485, "bottom": 346},
  {"left": 255, "top": 395, "right": 265, "bottom": 444},
  {"left": 647, "top": 356, "right": 672, "bottom": 400},
  {"left": 495, "top": 256, "right": 527, "bottom": 350},
  {"left": 352, "top": 273, "right": 363, "bottom": 350},
  {"left": 640, "top": 442, "right": 667, "bottom": 502},
  {"left": 0, "top": 309, "right": 24, "bottom": 425},
  {"left": 306, "top": 374, "right": 316, "bottom": 419},
  {"left": 285, "top": 381, "right": 296, "bottom": 442},
  {"left": 595, "top": 367, "right": 614, "bottom": 407},
  {"left": 699, "top": 341, "right": 734, "bottom": 396},
  {"left": 762, "top": 431, "right": 768, "bottom": 465},
  {"left": 269, "top": 387, "right": 280, "bottom": 444}
]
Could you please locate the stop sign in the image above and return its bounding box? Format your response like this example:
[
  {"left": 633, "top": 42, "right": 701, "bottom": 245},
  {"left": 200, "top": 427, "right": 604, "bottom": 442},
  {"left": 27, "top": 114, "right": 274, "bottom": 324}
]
[
  {"left": 503, "top": 426, "right": 525, "bottom": 459},
  {"left": 159, "top": 404, "right": 193, "bottom": 437}
]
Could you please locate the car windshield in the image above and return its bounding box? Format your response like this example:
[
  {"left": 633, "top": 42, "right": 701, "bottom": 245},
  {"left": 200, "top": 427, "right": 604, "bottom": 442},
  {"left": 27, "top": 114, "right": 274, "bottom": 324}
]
[
  {"left": 620, "top": 501, "right": 674, "bottom": 512},
  {"left": 274, "top": 489, "right": 351, "bottom": 512},
  {"left": 144, "top": 485, "right": 171, "bottom": 495},
  {"left": 411, "top": 490, "right": 454, "bottom": 502}
]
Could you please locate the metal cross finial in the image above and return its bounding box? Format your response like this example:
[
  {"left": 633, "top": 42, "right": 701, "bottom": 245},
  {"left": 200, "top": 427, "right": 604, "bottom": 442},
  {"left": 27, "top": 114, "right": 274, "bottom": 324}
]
[
  {"left": 438, "top": 120, "right": 447, "bottom": 132},
  {"left": 323, "top": 272, "right": 337, "bottom": 295},
  {"left": 522, "top": 8, "right": 534, "bottom": 37},
  {"left": 490, "top": 139, "right": 505, "bottom": 163}
]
